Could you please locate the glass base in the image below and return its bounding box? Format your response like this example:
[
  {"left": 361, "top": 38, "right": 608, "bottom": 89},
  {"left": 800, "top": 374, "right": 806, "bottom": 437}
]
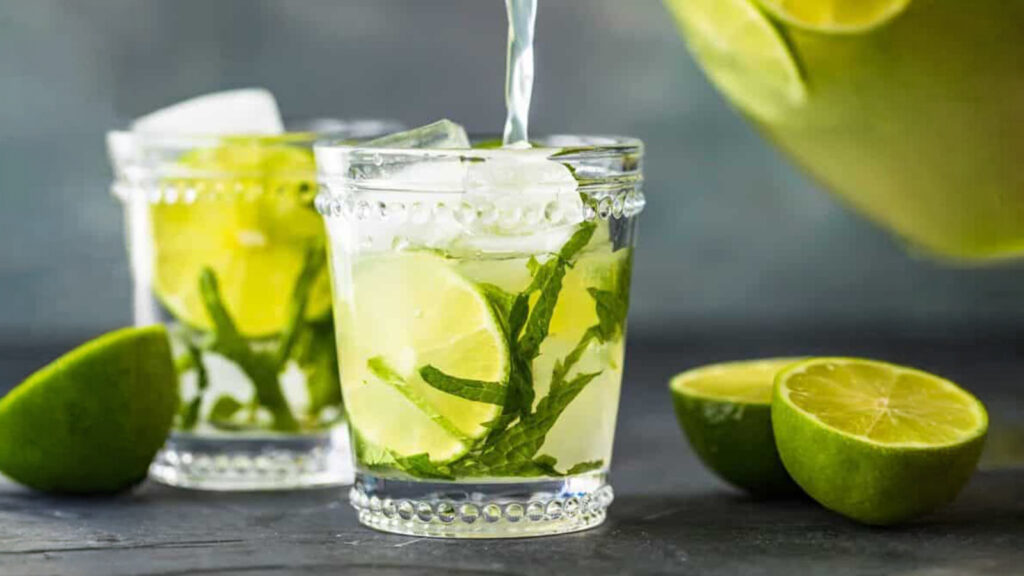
[
  {"left": 349, "top": 472, "right": 613, "bottom": 538},
  {"left": 149, "top": 426, "right": 353, "bottom": 491}
]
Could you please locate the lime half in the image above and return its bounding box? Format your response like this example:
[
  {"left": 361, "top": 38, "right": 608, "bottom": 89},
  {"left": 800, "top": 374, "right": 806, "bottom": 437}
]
[
  {"left": 664, "top": 0, "right": 806, "bottom": 122},
  {"left": 339, "top": 252, "right": 509, "bottom": 463},
  {"left": 0, "top": 326, "right": 177, "bottom": 493},
  {"left": 152, "top": 143, "right": 331, "bottom": 338},
  {"left": 774, "top": 358, "right": 988, "bottom": 525},
  {"left": 671, "top": 359, "right": 801, "bottom": 496},
  {"left": 756, "top": 0, "right": 912, "bottom": 33}
]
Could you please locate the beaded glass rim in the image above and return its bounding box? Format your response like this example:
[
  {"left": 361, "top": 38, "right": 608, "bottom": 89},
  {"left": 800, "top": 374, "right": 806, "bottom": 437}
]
[
  {"left": 107, "top": 118, "right": 404, "bottom": 181},
  {"left": 314, "top": 135, "right": 645, "bottom": 221}
]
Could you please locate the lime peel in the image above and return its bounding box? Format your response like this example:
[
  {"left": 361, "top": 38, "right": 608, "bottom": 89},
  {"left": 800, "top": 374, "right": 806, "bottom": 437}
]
[{"left": 0, "top": 326, "right": 178, "bottom": 493}]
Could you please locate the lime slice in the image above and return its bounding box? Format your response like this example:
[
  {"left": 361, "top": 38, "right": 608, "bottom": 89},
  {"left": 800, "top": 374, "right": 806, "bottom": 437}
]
[
  {"left": 756, "top": 0, "right": 911, "bottom": 33},
  {"left": 338, "top": 252, "right": 510, "bottom": 463},
  {"left": 664, "top": 0, "right": 806, "bottom": 121},
  {"left": 0, "top": 326, "right": 177, "bottom": 493},
  {"left": 774, "top": 358, "right": 988, "bottom": 524},
  {"left": 670, "top": 359, "right": 802, "bottom": 496},
  {"left": 152, "top": 143, "right": 331, "bottom": 338}
]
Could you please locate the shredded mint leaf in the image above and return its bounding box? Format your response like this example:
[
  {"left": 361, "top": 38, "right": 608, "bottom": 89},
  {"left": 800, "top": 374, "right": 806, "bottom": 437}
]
[
  {"left": 565, "top": 460, "right": 604, "bottom": 475},
  {"left": 419, "top": 365, "right": 506, "bottom": 405},
  {"left": 526, "top": 256, "right": 541, "bottom": 275},
  {"left": 275, "top": 243, "right": 325, "bottom": 369},
  {"left": 295, "top": 319, "right": 343, "bottom": 419},
  {"left": 175, "top": 340, "right": 208, "bottom": 431},
  {"left": 367, "top": 356, "right": 472, "bottom": 444},
  {"left": 533, "top": 454, "right": 560, "bottom": 476},
  {"left": 391, "top": 453, "right": 455, "bottom": 481},
  {"left": 456, "top": 370, "right": 601, "bottom": 476},
  {"left": 518, "top": 223, "right": 596, "bottom": 359},
  {"left": 209, "top": 395, "right": 244, "bottom": 423},
  {"left": 198, "top": 268, "right": 299, "bottom": 432}
]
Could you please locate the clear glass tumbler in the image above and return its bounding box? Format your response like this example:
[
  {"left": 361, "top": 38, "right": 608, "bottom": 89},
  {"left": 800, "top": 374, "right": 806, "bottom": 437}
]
[
  {"left": 107, "top": 119, "right": 402, "bottom": 490},
  {"left": 315, "top": 135, "right": 644, "bottom": 537}
]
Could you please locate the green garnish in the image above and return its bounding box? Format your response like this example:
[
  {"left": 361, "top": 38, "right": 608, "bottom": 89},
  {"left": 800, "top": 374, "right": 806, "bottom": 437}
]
[{"left": 377, "top": 221, "right": 630, "bottom": 479}]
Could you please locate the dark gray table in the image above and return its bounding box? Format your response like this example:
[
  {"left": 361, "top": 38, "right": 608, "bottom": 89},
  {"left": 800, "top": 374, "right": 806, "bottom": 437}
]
[{"left": 2, "top": 334, "right": 1023, "bottom": 575}]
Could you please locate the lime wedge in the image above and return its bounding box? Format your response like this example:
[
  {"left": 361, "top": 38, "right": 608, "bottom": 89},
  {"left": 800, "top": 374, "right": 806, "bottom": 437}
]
[
  {"left": 670, "top": 359, "right": 802, "bottom": 496},
  {"left": 756, "top": 0, "right": 912, "bottom": 33},
  {"left": 774, "top": 358, "right": 988, "bottom": 524},
  {"left": 664, "top": 0, "right": 806, "bottom": 121},
  {"left": 338, "top": 252, "right": 510, "bottom": 463},
  {"left": 151, "top": 143, "right": 331, "bottom": 338},
  {"left": 0, "top": 326, "right": 178, "bottom": 493}
]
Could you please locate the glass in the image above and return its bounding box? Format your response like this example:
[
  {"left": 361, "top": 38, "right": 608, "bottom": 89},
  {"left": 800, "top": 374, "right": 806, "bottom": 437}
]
[
  {"left": 315, "top": 135, "right": 645, "bottom": 537},
  {"left": 107, "top": 119, "right": 402, "bottom": 490}
]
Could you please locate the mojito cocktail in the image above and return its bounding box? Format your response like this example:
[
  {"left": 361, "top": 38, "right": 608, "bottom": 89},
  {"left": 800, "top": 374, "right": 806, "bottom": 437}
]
[
  {"left": 108, "top": 120, "right": 400, "bottom": 490},
  {"left": 316, "top": 128, "right": 644, "bottom": 537}
]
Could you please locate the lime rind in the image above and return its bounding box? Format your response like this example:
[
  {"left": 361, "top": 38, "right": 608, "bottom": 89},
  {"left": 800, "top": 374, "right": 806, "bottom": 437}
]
[
  {"left": 0, "top": 326, "right": 177, "bottom": 493},
  {"left": 755, "top": 0, "right": 912, "bottom": 34},
  {"left": 775, "top": 357, "right": 988, "bottom": 450},
  {"left": 665, "top": 0, "right": 807, "bottom": 122},
  {"left": 670, "top": 358, "right": 802, "bottom": 496}
]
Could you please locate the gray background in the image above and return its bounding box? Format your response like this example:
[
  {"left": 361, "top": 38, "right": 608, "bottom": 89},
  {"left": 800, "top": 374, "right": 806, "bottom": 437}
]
[{"left": 2, "top": 0, "right": 1022, "bottom": 344}]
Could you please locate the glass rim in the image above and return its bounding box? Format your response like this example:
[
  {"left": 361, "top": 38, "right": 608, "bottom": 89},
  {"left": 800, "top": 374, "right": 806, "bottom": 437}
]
[
  {"left": 107, "top": 118, "right": 405, "bottom": 150},
  {"left": 315, "top": 133, "right": 643, "bottom": 170},
  {"left": 315, "top": 134, "right": 645, "bottom": 221}
]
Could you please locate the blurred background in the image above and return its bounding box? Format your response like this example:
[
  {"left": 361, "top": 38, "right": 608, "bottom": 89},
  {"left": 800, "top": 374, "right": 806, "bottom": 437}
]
[{"left": 2, "top": 0, "right": 1023, "bottom": 345}]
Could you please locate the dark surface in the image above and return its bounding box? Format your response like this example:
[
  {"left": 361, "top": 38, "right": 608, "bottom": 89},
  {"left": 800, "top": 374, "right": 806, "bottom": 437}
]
[{"left": 1, "top": 335, "right": 1023, "bottom": 575}]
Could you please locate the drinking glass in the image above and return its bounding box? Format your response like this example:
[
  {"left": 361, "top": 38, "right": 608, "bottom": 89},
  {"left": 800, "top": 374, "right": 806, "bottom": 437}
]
[
  {"left": 315, "top": 135, "right": 644, "bottom": 537},
  {"left": 108, "top": 119, "right": 401, "bottom": 490}
]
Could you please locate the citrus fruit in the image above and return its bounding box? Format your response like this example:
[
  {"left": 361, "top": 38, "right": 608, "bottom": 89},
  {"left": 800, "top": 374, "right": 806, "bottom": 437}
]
[
  {"left": 664, "top": 0, "right": 806, "bottom": 121},
  {"left": 337, "top": 252, "right": 510, "bottom": 463},
  {"left": 756, "top": 0, "right": 912, "bottom": 33},
  {"left": 773, "top": 358, "right": 988, "bottom": 525},
  {"left": 670, "top": 358, "right": 802, "bottom": 496},
  {"left": 151, "top": 142, "right": 331, "bottom": 338},
  {"left": 0, "top": 326, "right": 178, "bottom": 493}
]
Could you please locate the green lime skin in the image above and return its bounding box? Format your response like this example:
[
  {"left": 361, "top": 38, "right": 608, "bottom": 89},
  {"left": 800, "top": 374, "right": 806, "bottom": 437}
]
[
  {"left": 772, "top": 382, "right": 987, "bottom": 525},
  {"left": 0, "top": 326, "right": 178, "bottom": 493},
  {"left": 672, "top": 390, "right": 798, "bottom": 497}
]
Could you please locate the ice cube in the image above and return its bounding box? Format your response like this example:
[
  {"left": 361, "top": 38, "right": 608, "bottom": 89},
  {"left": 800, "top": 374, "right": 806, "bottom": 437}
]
[
  {"left": 456, "top": 150, "right": 584, "bottom": 253},
  {"left": 365, "top": 119, "right": 470, "bottom": 149},
  {"left": 132, "top": 88, "right": 284, "bottom": 135}
]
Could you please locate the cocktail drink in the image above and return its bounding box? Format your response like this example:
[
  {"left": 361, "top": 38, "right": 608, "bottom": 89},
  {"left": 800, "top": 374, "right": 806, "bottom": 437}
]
[
  {"left": 315, "top": 123, "right": 645, "bottom": 537},
  {"left": 666, "top": 0, "right": 1024, "bottom": 260},
  {"left": 108, "top": 119, "right": 400, "bottom": 490}
]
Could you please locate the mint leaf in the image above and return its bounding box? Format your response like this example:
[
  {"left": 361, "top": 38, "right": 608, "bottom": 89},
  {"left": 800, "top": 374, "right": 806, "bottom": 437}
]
[
  {"left": 198, "top": 268, "right": 299, "bottom": 432},
  {"left": 533, "top": 454, "right": 560, "bottom": 476},
  {"left": 419, "top": 365, "right": 506, "bottom": 405},
  {"left": 565, "top": 460, "right": 604, "bottom": 475},
  {"left": 458, "top": 370, "right": 601, "bottom": 476},
  {"left": 588, "top": 288, "right": 626, "bottom": 343},
  {"left": 367, "top": 357, "right": 472, "bottom": 444},
  {"left": 391, "top": 453, "right": 455, "bottom": 481},
  {"left": 209, "top": 395, "right": 244, "bottom": 423},
  {"left": 275, "top": 243, "right": 325, "bottom": 369},
  {"left": 176, "top": 340, "right": 208, "bottom": 431},
  {"left": 294, "top": 319, "right": 343, "bottom": 418},
  {"left": 518, "top": 223, "right": 596, "bottom": 359}
]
